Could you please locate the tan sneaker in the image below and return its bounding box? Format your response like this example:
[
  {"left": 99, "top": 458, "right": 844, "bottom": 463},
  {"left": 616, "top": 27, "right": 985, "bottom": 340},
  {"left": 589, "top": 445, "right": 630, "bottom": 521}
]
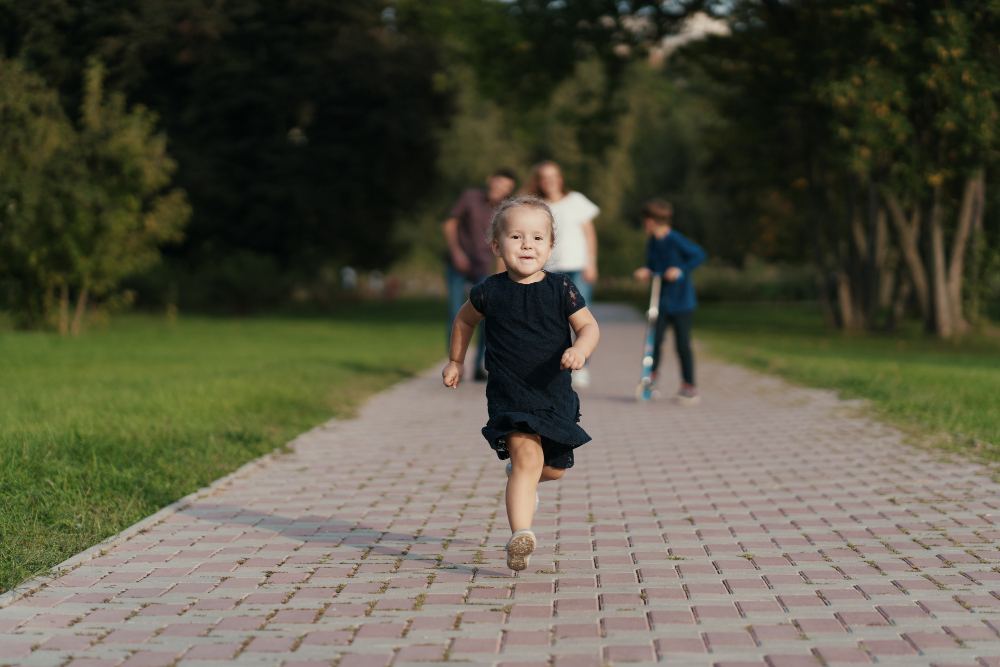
[{"left": 506, "top": 529, "right": 537, "bottom": 571}]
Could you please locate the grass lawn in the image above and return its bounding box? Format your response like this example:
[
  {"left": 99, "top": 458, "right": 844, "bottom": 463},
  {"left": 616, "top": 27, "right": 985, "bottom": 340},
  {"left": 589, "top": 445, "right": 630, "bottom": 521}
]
[
  {"left": 693, "top": 302, "right": 1000, "bottom": 451},
  {"left": 0, "top": 300, "right": 447, "bottom": 593}
]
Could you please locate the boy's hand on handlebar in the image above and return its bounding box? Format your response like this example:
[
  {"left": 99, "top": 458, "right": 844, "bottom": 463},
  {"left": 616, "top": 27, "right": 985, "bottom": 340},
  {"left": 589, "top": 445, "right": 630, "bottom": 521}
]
[
  {"left": 633, "top": 267, "right": 651, "bottom": 281},
  {"left": 442, "top": 361, "right": 463, "bottom": 388},
  {"left": 665, "top": 267, "right": 682, "bottom": 282},
  {"left": 560, "top": 346, "right": 587, "bottom": 371}
]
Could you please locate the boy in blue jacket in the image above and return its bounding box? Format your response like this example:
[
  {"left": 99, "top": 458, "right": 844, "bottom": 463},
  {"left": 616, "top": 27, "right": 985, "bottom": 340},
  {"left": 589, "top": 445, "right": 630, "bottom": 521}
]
[{"left": 632, "top": 199, "right": 706, "bottom": 404}]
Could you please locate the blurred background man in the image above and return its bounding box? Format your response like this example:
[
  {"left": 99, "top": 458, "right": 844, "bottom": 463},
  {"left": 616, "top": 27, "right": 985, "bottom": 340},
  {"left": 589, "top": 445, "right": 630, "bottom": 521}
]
[{"left": 443, "top": 169, "right": 517, "bottom": 380}]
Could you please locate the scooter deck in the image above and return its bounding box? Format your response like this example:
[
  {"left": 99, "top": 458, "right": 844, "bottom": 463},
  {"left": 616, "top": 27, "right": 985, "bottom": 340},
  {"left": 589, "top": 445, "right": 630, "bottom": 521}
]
[{"left": 635, "top": 274, "right": 662, "bottom": 402}]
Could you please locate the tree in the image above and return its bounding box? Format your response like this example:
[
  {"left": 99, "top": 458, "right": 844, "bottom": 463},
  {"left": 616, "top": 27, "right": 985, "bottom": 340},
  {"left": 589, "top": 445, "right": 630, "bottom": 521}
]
[
  {"left": 675, "top": 0, "right": 1000, "bottom": 336},
  {"left": 0, "top": 58, "right": 77, "bottom": 328},
  {"left": 0, "top": 57, "right": 189, "bottom": 332},
  {"left": 1, "top": 0, "right": 453, "bottom": 276},
  {"left": 108, "top": 0, "right": 451, "bottom": 271},
  {"left": 827, "top": 3, "right": 1000, "bottom": 336},
  {"left": 63, "top": 57, "right": 190, "bottom": 334}
]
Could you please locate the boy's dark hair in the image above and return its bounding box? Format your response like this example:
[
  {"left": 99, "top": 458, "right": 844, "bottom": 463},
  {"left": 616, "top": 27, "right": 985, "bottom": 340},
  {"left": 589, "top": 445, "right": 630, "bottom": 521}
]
[
  {"left": 640, "top": 198, "right": 673, "bottom": 224},
  {"left": 491, "top": 168, "right": 517, "bottom": 185}
]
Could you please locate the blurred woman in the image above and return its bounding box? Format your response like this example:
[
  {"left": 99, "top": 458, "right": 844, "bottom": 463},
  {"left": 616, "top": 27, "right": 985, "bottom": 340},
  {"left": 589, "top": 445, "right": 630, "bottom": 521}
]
[{"left": 523, "top": 161, "right": 599, "bottom": 387}]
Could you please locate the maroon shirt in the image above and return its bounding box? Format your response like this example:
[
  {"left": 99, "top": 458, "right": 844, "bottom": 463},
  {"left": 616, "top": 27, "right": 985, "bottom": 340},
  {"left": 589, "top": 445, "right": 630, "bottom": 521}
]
[{"left": 448, "top": 188, "right": 497, "bottom": 278}]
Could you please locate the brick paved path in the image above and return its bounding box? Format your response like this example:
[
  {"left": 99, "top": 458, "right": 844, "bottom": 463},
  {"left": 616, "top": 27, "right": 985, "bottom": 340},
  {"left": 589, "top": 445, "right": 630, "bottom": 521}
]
[{"left": 4, "top": 305, "right": 1000, "bottom": 667}]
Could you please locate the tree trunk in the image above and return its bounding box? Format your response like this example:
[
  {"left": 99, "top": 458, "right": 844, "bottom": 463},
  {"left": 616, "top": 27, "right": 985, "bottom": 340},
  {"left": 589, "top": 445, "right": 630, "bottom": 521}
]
[
  {"left": 862, "top": 183, "right": 882, "bottom": 328},
  {"left": 946, "top": 169, "right": 984, "bottom": 335},
  {"left": 969, "top": 173, "right": 987, "bottom": 324},
  {"left": 846, "top": 178, "right": 867, "bottom": 329},
  {"left": 58, "top": 280, "right": 69, "bottom": 336},
  {"left": 807, "top": 162, "right": 837, "bottom": 328},
  {"left": 929, "top": 183, "right": 953, "bottom": 337},
  {"left": 887, "top": 271, "right": 912, "bottom": 332},
  {"left": 872, "top": 205, "right": 889, "bottom": 310},
  {"left": 70, "top": 286, "right": 89, "bottom": 336},
  {"left": 836, "top": 270, "right": 855, "bottom": 330},
  {"left": 884, "top": 191, "right": 931, "bottom": 321}
]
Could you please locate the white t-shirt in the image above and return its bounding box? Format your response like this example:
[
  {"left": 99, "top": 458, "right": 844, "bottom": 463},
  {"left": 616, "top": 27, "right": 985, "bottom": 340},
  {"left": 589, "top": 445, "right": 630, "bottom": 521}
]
[{"left": 545, "top": 191, "right": 600, "bottom": 272}]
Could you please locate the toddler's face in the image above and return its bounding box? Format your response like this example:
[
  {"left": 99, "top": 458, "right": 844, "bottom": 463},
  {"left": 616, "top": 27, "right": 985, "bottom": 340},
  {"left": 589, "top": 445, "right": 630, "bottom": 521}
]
[{"left": 493, "top": 207, "right": 553, "bottom": 279}]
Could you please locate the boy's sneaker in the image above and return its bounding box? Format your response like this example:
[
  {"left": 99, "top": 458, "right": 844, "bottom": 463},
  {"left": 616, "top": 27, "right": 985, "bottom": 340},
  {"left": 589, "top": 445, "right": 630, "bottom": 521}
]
[
  {"left": 506, "top": 462, "right": 539, "bottom": 514},
  {"left": 676, "top": 383, "right": 701, "bottom": 406},
  {"left": 571, "top": 367, "right": 591, "bottom": 388},
  {"left": 505, "top": 529, "right": 537, "bottom": 571}
]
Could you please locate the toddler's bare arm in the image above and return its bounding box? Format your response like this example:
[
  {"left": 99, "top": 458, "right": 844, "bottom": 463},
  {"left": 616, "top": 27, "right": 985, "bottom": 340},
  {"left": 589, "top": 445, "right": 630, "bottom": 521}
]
[
  {"left": 442, "top": 301, "right": 484, "bottom": 388},
  {"left": 562, "top": 307, "right": 600, "bottom": 370}
]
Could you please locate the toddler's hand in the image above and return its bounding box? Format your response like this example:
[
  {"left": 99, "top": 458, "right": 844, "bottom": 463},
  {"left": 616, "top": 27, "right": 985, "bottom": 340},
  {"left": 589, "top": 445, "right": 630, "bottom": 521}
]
[
  {"left": 665, "top": 267, "right": 683, "bottom": 282},
  {"left": 633, "top": 267, "right": 651, "bottom": 281},
  {"left": 560, "top": 347, "right": 587, "bottom": 371},
  {"left": 442, "top": 361, "right": 463, "bottom": 388}
]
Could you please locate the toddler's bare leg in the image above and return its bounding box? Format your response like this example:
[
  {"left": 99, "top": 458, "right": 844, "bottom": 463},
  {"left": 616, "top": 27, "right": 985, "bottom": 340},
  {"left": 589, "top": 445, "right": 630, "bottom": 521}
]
[
  {"left": 540, "top": 466, "right": 566, "bottom": 482},
  {"left": 506, "top": 431, "right": 544, "bottom": 532}
]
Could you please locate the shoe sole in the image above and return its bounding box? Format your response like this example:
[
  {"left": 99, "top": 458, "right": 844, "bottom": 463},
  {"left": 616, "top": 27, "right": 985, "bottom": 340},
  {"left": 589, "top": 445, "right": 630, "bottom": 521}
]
[
  {"left": 506, "top": 532, "right": 536, "bottom": 571},
  {"left": 675, "top": 395, "right": 701, "bottom": 406}
]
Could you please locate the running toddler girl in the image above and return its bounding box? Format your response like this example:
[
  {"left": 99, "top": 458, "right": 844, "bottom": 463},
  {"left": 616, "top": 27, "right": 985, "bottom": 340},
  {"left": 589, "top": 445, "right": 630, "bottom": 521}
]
[{"left": 442, "top": 195, "right": 600, "bottom": 571}]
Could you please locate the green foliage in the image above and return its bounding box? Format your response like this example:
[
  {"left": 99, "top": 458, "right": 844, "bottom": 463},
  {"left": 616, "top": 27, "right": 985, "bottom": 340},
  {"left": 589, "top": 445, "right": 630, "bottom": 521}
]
[
  {"left": 675, "top": 1, "right": 1000, "bottom": 334},
  {"left": 399, "top": 0, "right": 678, "bottom": 111},
  {"left": 823, "top": 3, "right": 1000, "bottom": 189},
  {"left": 1, "top": 0, "right": 452, "bottom": 273},
  {"left": 72, "top": 59, "right": 189, "bottom": 298},
  {"left": 0, "top": 56, "right": 189, "bottom": 330},
  {"left": 0, "top": 302, "right": 446, "bottom": 593},
  {"left": 0, "top": 58, "right": 76, "bottom": 327},
  {"left": 117, "top": 0, "right": 449, "bottom": 271},
  {"left": 400, "top": 57, "right": 724, "bottom": 279}
]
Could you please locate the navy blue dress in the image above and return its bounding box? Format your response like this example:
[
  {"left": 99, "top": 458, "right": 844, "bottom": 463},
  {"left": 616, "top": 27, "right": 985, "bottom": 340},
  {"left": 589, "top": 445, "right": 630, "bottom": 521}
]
[{"left": 469, "top": 271, "right": 591, "bottom": 469}]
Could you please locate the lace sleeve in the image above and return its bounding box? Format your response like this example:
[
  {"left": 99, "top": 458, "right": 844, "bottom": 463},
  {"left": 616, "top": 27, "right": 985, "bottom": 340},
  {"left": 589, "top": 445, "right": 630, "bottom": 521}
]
[
  {"left": 469, "top": 282, "right": 487, "bottom": 315},
  {"left": 560, "top": 274, "right": 585, "bottom": 317}
]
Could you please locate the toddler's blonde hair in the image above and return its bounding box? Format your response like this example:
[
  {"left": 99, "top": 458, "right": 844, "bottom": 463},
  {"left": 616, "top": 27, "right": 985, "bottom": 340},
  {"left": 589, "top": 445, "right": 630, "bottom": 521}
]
[{"left": 486, "top": 194, "right": 556, "bottom": 247}]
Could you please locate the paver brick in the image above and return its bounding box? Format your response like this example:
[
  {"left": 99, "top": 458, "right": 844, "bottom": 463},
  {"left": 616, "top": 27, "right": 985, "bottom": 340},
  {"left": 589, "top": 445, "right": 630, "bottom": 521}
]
[
  {"left": 554, "top": 624, "right": 600, "bottom": 638},
  {"left": 945, "top": 625, "right": 999, "bottom": 641},
  {"left": 704, "top": 631, "right": 756, "bottom": 647},
  {"left": 450, "top": 637, "right": 500, "bottom": 653},
  {"left": 605, "top": 645, "right": 657, "bottom": 661},
  {"left": 182, "top": 644, "right": 241, "bottom": 660},
  {"left": 812, "top": 646, "right": 871, "bottom": 663},
  {"left": 861, "top": 639, "right": 917, "bottom": 656},
  {"left": 835, "top": 611, "right": 889, "bottom": 627},
  {"left": 339, "top": 656, "right": 391, "bottom": 667},
  {"left": 301, "top": 630, "right": 353, "bottom": 645},
  {"left": 120, "top": 652, "right": 181, "bottom": 667},
  {"left": 392, "top": 645, "right": 446, "bottom": 663},
  {"left": 244, "top": 636, "right": 297, "bottom": 652},
  {"left": 102, "top": 629, "right": 157, "bottom": 643}
]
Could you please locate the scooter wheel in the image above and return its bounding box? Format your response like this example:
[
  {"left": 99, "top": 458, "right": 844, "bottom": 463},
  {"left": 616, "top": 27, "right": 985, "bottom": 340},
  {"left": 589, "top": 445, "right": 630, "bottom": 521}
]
[{"left": 635, "top": 384, "right": 648, "bottom": 403}]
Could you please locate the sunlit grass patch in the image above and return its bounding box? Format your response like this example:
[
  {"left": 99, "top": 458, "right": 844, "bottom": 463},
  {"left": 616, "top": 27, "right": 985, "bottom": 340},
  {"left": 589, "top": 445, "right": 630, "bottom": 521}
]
[{"left": 0, "top": 301, "right": 446, "bottom": 593}]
